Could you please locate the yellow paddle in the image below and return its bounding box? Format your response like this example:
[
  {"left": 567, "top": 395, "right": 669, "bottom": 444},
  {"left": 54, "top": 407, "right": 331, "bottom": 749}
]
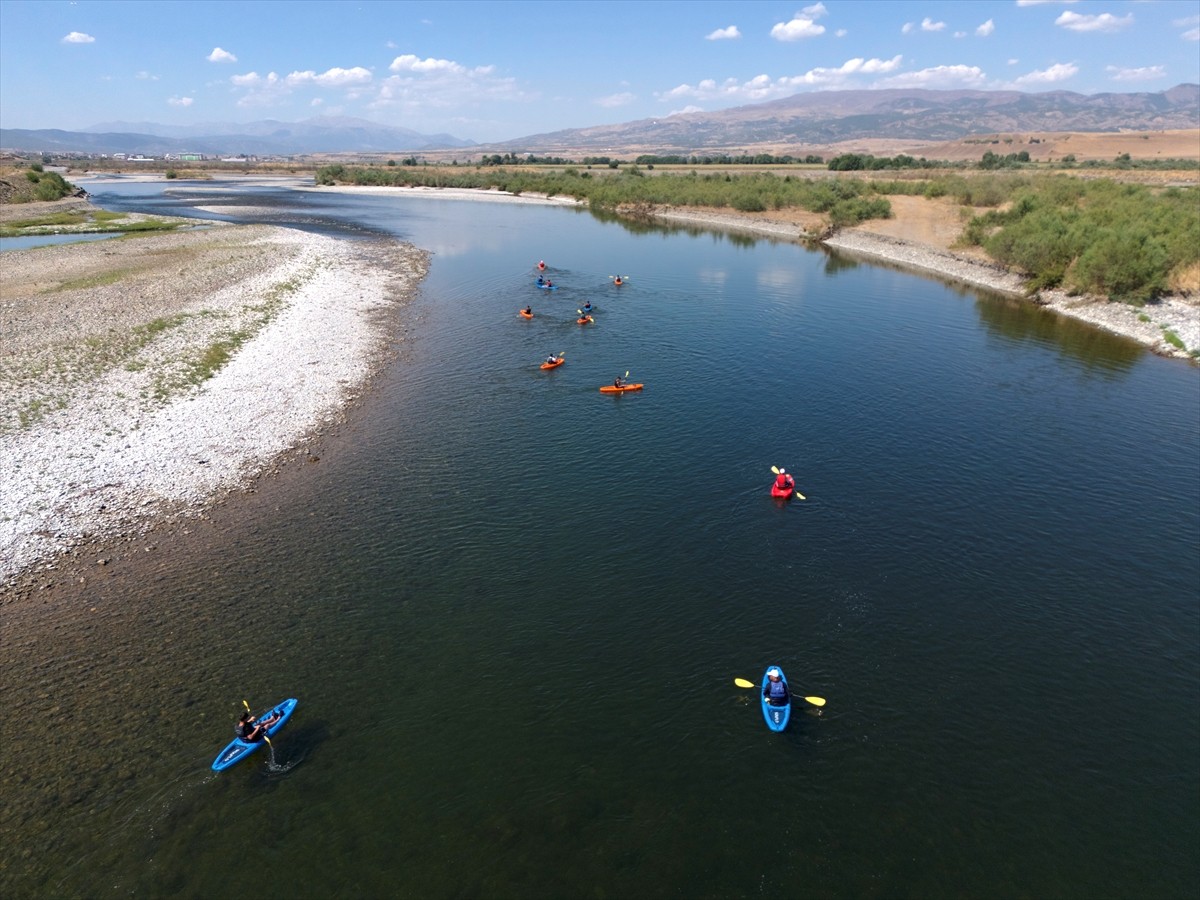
[
  {"left": 734, "top": 678, "right": 825, "bottom": 707},
  {"left": 769, "top": 465, "right": 806, "bottom": 500}
]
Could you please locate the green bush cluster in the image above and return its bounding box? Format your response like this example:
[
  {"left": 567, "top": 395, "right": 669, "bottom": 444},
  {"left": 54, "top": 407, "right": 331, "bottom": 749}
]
[
  {"left": 959, "top": 177, "right": 1199, "bottom": 301},
  {"left": 827, "top": 153, "right": 954, "bottom": 171},
  {"left": 20, "top": 168, "right": 75, "bottom": 201}
]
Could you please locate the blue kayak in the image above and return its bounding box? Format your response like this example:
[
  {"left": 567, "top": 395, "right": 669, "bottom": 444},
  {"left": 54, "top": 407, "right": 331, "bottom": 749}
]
[
  {"left": 212, "top": 698, "right": 298, "bottom": 772},
  {"left": 536, "top": 283, "right": 558, "bottom": 290},
  {"left": 761, "top": 667, "right": 791, "bottom": 732}
]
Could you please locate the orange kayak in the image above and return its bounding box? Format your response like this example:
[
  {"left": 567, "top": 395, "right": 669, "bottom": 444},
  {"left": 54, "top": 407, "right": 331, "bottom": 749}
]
[
  {"left": 540, "top": 357, "right": 565, "bottom": 370},
  {"left": 599, "top": 383, "right": 643, "bottom": 393},
  {"left": 577, "top": 315, "right": 594, "bottom": 325},
  {"left": 520, "top": 309, "right": 534, "bottom": 319}
]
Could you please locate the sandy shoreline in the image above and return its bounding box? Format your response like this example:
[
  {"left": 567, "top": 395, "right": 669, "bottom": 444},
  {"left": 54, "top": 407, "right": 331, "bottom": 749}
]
[{"left": 2, "top": 181, "right": 1195, "bottom": 595}]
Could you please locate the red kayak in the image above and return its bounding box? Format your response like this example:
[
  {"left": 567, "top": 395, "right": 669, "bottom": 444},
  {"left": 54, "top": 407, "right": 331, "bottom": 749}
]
[
  {"left": 520, "top": 309, "right": 534, "bottom": 319},
  {"left": 599, "top": 383, "right": 643, "bottom": 393},
  {"left": 540, "top": 357, "right": 565, "bottom": 370}
]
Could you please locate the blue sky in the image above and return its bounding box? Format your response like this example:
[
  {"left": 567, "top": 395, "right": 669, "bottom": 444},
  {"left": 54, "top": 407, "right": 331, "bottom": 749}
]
[{"left": 1, "top": 0, "right": 1197, "bottom": 142}]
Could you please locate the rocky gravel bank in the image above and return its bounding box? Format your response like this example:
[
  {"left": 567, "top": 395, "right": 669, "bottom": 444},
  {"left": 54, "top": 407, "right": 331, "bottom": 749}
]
[{"left": 1, "top": 222, "right": 429, "bottom": 590}]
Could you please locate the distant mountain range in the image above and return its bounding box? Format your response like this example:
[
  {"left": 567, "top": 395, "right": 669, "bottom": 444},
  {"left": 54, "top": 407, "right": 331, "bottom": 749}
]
[
  {"left": 1, "top": 86, "right": 1197, "bottom": 158},
  {"left": 0, "top": 115, "right": 475, "bottom": 156},
  {"left": 492, "top": 84, "right": 1200, "bottom": 154}
]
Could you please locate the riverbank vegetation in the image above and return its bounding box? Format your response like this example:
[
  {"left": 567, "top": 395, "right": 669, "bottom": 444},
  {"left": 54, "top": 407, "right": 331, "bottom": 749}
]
[
  {"left": 954, "top": 177, "right": 1199, "bottom": 302},
  {"left": 0, "top": 207, "right": 191, "bottom": 238},
  {"left": 315, "top": 163, "right": 893, "bottom": 226},
  {"left": 314, "top": 163, "right": 1198, "bottom": 301},
  {"left": 0, "top": 163, "right": 78, "bottom": 203}
]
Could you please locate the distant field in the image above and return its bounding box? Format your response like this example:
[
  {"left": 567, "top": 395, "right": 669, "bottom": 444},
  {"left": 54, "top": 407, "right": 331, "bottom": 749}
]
[{"left": 891, "top": 128, "right": 1200, "bottom": 163}]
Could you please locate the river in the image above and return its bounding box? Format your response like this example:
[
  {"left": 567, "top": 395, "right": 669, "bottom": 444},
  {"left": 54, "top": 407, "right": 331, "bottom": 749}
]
[{"left": 2, "top": 178, "right": 1197, "bottom": 898}]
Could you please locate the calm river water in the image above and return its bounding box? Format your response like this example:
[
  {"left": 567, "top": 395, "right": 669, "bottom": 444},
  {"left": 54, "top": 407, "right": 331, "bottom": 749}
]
[{"left": 2, "top": 178, "right": 1197, "bottom": 898}]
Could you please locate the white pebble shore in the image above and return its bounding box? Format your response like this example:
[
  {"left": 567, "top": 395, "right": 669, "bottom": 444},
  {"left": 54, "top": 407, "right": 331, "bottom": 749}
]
[{"left": 0, "top": 227, "right": 427, "bottom": 585}]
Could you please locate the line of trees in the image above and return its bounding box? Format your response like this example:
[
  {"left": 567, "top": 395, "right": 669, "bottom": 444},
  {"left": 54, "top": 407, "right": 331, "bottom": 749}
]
[{"left": 633, "top": 154, "right": 825, "bottom": 166}]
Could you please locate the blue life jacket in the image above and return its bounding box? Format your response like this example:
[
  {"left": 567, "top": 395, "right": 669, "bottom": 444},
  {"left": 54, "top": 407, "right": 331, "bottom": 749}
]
[{"left": 767, "top": 679, "right": 788, "bottom": 702}]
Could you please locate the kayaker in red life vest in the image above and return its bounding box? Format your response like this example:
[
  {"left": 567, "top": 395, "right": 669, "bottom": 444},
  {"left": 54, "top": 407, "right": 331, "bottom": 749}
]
[
  {"left": 774, "top": 469, "right": 795, "bottom": 493},
  {"left": 763, "top": 669, "right": 789, "bottom": 706},
  {"left": 235, "top": 709, "right": 280, "bottom": 743}
]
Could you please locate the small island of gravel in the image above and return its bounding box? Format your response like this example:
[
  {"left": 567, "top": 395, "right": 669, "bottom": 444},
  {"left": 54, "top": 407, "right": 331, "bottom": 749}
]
[{"left": 0, "top": 205, "right": 429, "bottom": 589}]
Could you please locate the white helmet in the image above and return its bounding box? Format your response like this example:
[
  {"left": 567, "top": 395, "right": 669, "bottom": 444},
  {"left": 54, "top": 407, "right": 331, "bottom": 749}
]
[{"left": 768, "top": 668, "right": 781, "bottom": 679}]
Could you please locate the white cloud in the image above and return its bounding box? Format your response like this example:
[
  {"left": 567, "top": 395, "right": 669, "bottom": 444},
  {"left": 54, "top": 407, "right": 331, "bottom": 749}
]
[
  {"left": 1055, "top": 11, "right": 1133, "bottom": 33},
  {"left": 802, "top": 3, "right": 829, "bottom": 17},
  {"left": 667, "top": 105, "right": 704, "bottom": 117},
  {"left": 660, "top": 56, "right": 903, "bottom": 100},
  {"left": 1008, "top": 58, "right": 1020, "bottom": 65},
  {"left": 954, "top": 31, "right": 966, "bottom": 39},
  {"left": 62, "top": 31, "right": 94, "bottom": 44},
  {"left": 876, "top": 64, "right": 987, "bottom": 89},
  {"left": 787, "top": 55, "right": 905, "bottom": 87},
  {"left": 835, "top": 28, "right": 847, "bottom": 37},
  {"left": 1014, "top": 62, "right": 1079, "bottom": 85},
  {"left": 976, "top": 19, "right": 995, "bottom": 37},
  {"left": 167, "top": 96, "right": 194, "bottom": 107},
  {"left": 371, "top": 55, "right": 525, "bottom": 117},
  {"left": 286, "top": 66, "right": 372, "bottom": 88},
  {"left": 1106, "top": 64, "right": 1165, "bottom": 82},
  {"left": 135, "top": 71, "right": 158, "bottom": 81},
  {"left": 389, "top": 54, "right": 467, "bottom": 74},
  {"left": 921, "top": 17, "right": 946, "bottom": 32},
  {"left": 1184, "top": 26, "right": 1200, "bottom": 42},
  {"left": 596, "top": 92, "right": 635, "bottom": 108},
  {"left": 771, "top": 16, "right": 825, "bottom": 40},
  {"left": 706, "top": 26, "right": 740, "bottom": 41},
  {"left": 231, "top": 68, "right": 372, "bottom": 107},
  {"left": 901, "top": 22, "right": 914, "bottom": 35},
  {"left": 207, "top": 47, "right": 237, "bottom": 63}
]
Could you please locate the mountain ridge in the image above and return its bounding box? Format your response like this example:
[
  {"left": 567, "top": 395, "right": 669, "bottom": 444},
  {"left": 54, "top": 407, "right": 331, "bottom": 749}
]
[{"left": 1, "top": 86, "right": 1196, "bottom": 157}]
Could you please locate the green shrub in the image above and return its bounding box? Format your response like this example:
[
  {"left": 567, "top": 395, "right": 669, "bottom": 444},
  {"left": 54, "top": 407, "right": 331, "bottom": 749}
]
[{"left": 1069, "top": 227, "right": 1168, "bottom": 302}]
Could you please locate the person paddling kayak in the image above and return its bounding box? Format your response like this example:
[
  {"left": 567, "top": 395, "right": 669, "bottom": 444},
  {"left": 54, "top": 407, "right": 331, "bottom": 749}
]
[
  {"left": 774, "top": 469, "right": 795, "bottom": 494},
  {"left": 763, "top": 668, "right": 789, "bottom": 707},
  {"left": 235, "top": 709, "right": 280, "bottom": 743}
]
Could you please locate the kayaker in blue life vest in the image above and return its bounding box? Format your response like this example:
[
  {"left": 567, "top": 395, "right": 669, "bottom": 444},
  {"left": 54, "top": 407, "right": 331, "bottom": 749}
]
[
  {"left": 774, "top": 470, "right": 795, "bottom": 493},
  {"left": 583, "top": 302, "right": 592, "bottom": 313},
  {"left": 235, "top": 709, "right": 280, "bottom": 743},
  {"left": 763, "top": 669, "right": 789, "bottom": 706}
]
